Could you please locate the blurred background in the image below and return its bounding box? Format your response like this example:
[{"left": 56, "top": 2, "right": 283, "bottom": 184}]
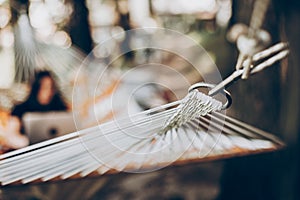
[{"left": 0, "top": 0, "right": 299, "bottom": 199}]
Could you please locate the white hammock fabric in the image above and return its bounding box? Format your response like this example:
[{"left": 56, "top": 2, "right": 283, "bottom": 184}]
[{"left": 0, "top": 91, "right": 283, "bottom": 186}]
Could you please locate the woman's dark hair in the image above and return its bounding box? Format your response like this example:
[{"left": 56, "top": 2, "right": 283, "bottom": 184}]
[
  {"left": 29, "top": 71, "right": 56, "bottom": 101},
  {"left": 26, "top": 70, "right": 67, "bottom": 108}
]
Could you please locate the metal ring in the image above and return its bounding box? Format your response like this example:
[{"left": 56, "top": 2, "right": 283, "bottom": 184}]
[{"left": 188, "top": 82, "right": 232, "bottom": 109}]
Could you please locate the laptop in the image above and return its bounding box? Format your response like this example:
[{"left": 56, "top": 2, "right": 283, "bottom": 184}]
[{"left": 22, "top": 112, "right": 77, "bottom": 144}]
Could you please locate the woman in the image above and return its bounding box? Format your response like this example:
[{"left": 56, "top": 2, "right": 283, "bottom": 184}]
[
  {"left": 12, "top": 71, "right": 67, "bottom": 120},
  {"left": 3, "top": 71, "right": 68, "bottom": 150}
]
